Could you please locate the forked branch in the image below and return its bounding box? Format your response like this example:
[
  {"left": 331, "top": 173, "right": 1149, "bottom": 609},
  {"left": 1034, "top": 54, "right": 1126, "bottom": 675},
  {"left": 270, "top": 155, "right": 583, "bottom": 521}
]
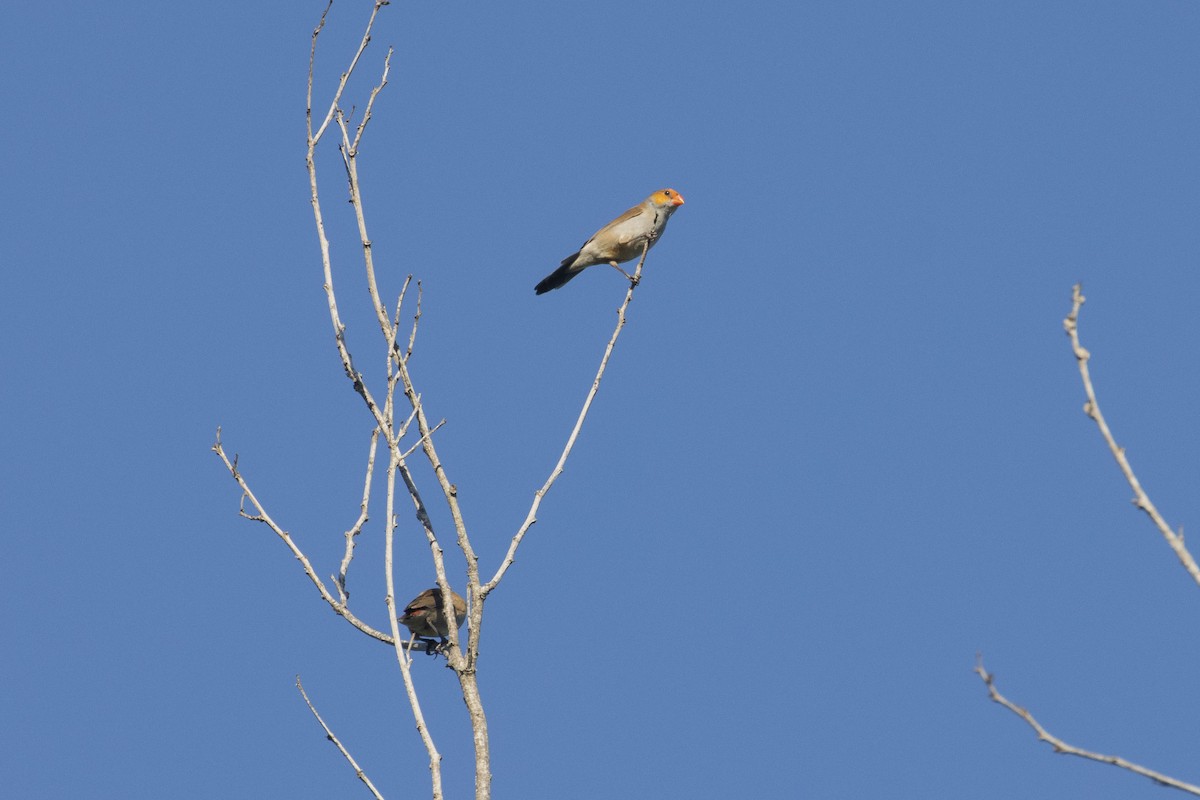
[{"left": 211, "top": 429, "right": 393, "bottom": 642}]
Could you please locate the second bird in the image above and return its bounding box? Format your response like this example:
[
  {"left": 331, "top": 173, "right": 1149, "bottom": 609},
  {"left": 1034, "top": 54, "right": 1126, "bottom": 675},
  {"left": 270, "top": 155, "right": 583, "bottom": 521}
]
[
  {"left": 399, "top": 587, "right": 467, "bottom": 643},
  {"left": 534, "top": 188, "right": 685, "bottom": 295}
]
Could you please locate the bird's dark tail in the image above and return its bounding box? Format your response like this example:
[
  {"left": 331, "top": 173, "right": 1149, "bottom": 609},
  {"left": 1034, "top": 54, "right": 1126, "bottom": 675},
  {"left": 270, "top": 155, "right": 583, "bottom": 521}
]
[{"left": 534, "top": 253, "right": 581, "bottom": 295}]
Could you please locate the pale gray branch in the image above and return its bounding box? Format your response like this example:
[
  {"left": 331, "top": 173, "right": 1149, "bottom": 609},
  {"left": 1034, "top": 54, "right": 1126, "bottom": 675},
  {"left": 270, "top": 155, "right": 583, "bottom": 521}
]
[
  {"left": 307, "top": 1, "right": 388, "bottom": 147},
  {"left": 400, "top": 416, "right": 445, "bottom": 460},
  {"left": 307, "top": 7, "right": 465, "bottom": 795},
  {"left": 388, "top": 275, "right": 414, "bottom": 365},
  {"left": 296, "top": 676, "right": 386, "bottom": 800},
  {"left": 975, "top": 657, "right": 1200, "bottom": 795},
  {"left": 406, "top": 280, "right": 423, "bottom": 360},
  {"left": 1064, "top": 284, "right": 1200, "bottom": 587},
  {"left": 485, "top": 241, "right": 651, "bottom": 596},
  {"left": 336, "top": 427, "right": 381, "bottom": 604},
  {"left": 211, "top": 429, "right": 393, "bottom": 644},
  {"left": 384, "top": 449, "right": 447, "bottom": 800}
]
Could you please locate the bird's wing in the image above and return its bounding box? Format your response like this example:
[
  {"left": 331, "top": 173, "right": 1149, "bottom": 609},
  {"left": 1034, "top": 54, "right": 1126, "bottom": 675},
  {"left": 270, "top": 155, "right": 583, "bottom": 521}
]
[
  {"left": 590, "top": 203, "right": 646, "bottom": 245},
  {"left": 402, "top": 589, "right": 436, "bottom": 615}
]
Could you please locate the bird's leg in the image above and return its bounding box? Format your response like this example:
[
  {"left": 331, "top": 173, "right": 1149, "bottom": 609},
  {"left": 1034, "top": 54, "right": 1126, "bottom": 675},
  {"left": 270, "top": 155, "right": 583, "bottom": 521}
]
[
  {"left": 608, "top": 260, "right": 639, "bottom": 287},
  {"left": 417, "top": 637, "right": 439, "bottom": 656}
]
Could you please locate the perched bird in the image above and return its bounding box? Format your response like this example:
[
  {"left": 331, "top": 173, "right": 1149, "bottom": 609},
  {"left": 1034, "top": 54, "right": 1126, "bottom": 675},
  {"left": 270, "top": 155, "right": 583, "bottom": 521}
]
[
  {"left": 535, "top": 188, "right": 685, "bottom": 294},
  {"left": 400, "top": 587, "right": 467, "bottom": 646}
]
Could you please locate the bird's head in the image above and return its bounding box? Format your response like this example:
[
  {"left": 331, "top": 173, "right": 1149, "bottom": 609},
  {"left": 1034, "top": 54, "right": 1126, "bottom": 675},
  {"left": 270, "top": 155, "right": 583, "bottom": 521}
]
[{"left": 650, "top": 188, "right": 685, "bottom": 208}]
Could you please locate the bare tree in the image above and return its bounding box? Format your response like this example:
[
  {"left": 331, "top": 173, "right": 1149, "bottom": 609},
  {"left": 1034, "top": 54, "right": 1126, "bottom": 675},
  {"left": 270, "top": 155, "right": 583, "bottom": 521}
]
[
  {"left": 976, "top": 284, "right": 1200, "bottom": 795},
  {"left": 212, "top": 4, "right": 658, "bottom": 798}
]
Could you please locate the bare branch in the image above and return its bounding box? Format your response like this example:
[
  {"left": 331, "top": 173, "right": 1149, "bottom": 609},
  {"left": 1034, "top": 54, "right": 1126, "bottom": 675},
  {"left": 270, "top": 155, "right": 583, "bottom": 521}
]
[
  {"left": 406, "top": 280, "right": 423, "bottom": 361},
  {"left": 386, "top": 387, "right": 491, "bottom": 798},
  {"left": 485, "top": 241, "right": 652, "bottom": 596},
  {"left": 400, "top": 417, "right": 445, "bottom": 460},
  {"left": 383, "top": 449, "right": 448, "bottom": 799},
  {"left": 329, "top": 55, "right": 473, "bottom": 705},
  {"left": 304, "top": 1, "right": 333, "bottom": 147},
  {"left": 335, "top": 49, "right": 398, "bottom": 346},
  {"left": 308, "top": 8, "right": 468, "bottom": 794},
  {"left": 1063, "top": 284, "right": 1200, "bottom": 587},
  {"left": 353, "top": 46, "right": 393, "bottom": 153},
  {"left": 392, "top": 355, "right": 480, "bottom": 627},
  {"left": 296, "top": 676, "right": 386, "bottom": 800},
  {"left": 390, "top": 275, "right": 414, "bottom": 361},
  {"left": 975, "top": 657, "right": 1200, "bottom": 795},
  {"left": 211, "top": 429, "right": 394, "bottom": 644},
  {"left": 306, "top": 5, "right": 399, "bottom": 441},
  {"left": 322, "top": 32, "right": 471, "bottom": 715},
  {"left": 387, "top": 324, "right": 498, "bottom": 800},
  {"left": 307, "top": 0, "right": 389, "bottom": 147},
  {"left": 335, "top": 427, "right": 381, "bottom": 604}
]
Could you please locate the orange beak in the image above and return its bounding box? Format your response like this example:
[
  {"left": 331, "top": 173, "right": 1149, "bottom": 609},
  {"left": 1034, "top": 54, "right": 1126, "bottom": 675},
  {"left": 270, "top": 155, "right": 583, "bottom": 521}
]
[{"left": 670, "top": 191, "right": 685, "bottom": 206}]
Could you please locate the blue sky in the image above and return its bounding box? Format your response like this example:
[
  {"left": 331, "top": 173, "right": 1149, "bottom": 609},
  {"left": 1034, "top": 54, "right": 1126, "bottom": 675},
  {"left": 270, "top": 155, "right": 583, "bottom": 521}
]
[{"left": 4, "top": 1, "right": 1200, "bottom": 797}]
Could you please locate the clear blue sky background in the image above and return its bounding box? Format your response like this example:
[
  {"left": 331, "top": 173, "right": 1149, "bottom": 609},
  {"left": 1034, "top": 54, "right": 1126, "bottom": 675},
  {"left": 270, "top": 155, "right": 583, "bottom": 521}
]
[{"left": 4, "top": 2, "right": 1200, "bottom": 797}]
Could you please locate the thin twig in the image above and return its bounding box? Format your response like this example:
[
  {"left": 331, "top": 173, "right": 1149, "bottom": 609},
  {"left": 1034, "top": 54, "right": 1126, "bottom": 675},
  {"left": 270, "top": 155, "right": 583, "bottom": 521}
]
[
  {"left": 352, "top": 45, "right": 393, "bottom": 153},
  {"left": 307, "top": 1, "right": 388, "bottom": 147},
  {"left": 400, "top": 418, "right": 446, "bottom": 460},
  {"left": 485, "top": 241, "right": 651, "bottom": 596},
  {"left": 391, "top": 276, "right": 413, "bottom": 363},
  {"left": 212, "top": 429, "right": 393, "bottom": 643},
  {"left": 307, "top": 3, "right": 397, "bottom": 439},
  {"left": 336, "top": 74, "right": 396, "bottom": 340},
  {"left": 406, "top": 280, "right": 423, "bottom": 361},
  {"left": 296, "top": 676, "right": 386, "bottom": 800},
  {"left": 336, "top": 427, "right": 381, "bottom": 604},
  {"left": 975, "top": 657, "right": 1200, "bottom": 795},
  {"left": 1064, "top": 284, "right": 1200, "bottom": 587}
]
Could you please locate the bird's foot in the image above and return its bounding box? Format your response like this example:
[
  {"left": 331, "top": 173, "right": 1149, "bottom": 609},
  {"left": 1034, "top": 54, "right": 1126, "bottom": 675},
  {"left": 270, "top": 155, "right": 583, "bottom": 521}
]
[{"left": 609, "top": 261, "right": 639, "bottom": 287}]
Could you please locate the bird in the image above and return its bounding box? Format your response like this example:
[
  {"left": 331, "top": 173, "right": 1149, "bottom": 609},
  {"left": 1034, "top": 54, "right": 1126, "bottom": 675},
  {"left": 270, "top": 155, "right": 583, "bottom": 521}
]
[
  {"left": 399, "top": 587, "right": 467, "bottom": 651},
  {"left": 535, "top": 188, "right": 685, "bottom": 294}
]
